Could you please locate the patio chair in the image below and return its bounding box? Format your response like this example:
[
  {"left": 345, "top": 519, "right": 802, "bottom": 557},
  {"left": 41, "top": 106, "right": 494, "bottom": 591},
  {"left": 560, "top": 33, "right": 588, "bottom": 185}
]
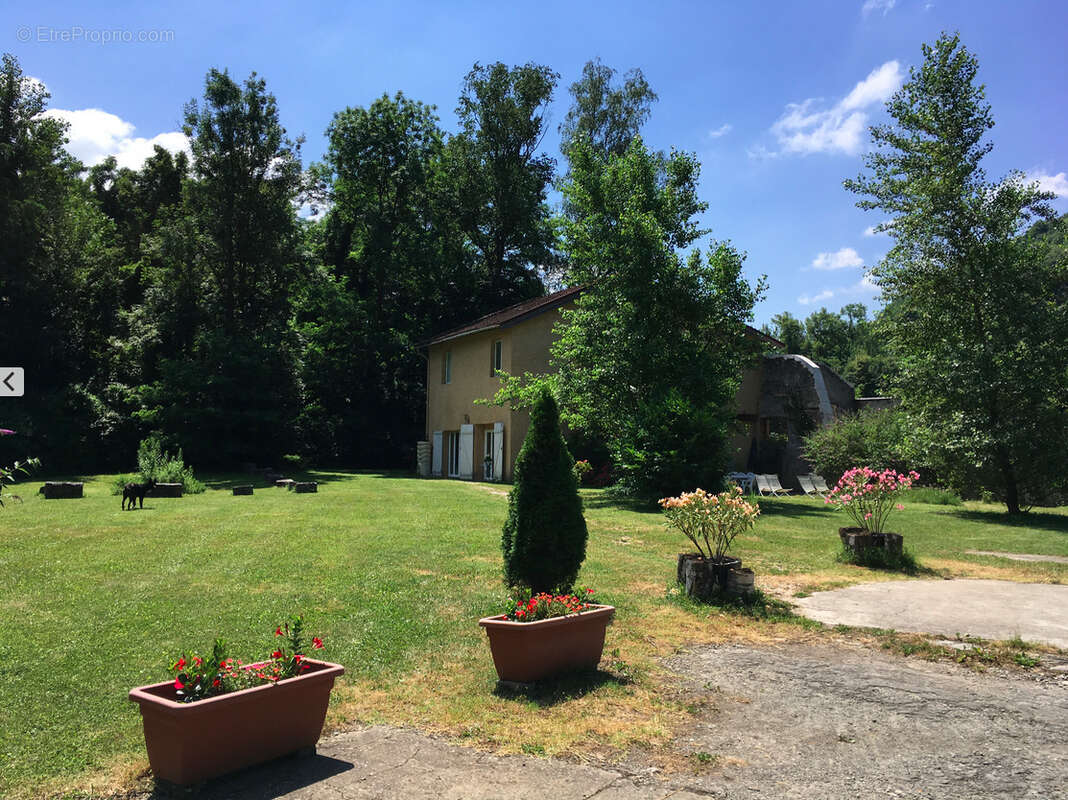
[
  {"left": 756, "top": 474, "right": 790, "bottom": 496},
  {"left": 810, "top": 474, "right": 832, "bottom": 494},
  {"left": 797, "top": 474, "right": 822, "bottom": 497},
  {"left": 766, "top": 474, "right": 792, "bottom": 496}
]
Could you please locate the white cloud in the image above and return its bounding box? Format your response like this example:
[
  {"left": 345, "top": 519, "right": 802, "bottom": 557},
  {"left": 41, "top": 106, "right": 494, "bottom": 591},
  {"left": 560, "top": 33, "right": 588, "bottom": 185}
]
[
  {"left": 862, "top": 0, "right": 896, "bottom": 16},
  {"left": 799, "top": 289, "right": 835, "bottom": 306},
  {"left": 798, "top": 273, "right": 880, "bottom": 307},
  {"left": 863, "top": 220, "right": 893, "bottom": 236},
  {"left": 746, "top": 144, "right": 780, "bottom": 161},
  {"left": 44, "top": 107, "right": 189, "bottom": 170},
  {"left": 707, "top": 123, "right": 732, "bottom": 139},
  {"left": 812, "top": 247, "right": 864, "bottom": 270},
  {"left": 766, "top": 61, "right": 903, "bottom": 156},
  {"left": 1027, "top": 170, "right": 1068, "bottom": 197}
]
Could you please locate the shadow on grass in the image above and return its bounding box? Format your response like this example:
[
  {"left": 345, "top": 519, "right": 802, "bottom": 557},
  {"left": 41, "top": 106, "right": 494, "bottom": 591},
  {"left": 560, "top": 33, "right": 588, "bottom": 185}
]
[
  {"left": 200, "top": 470, "right": 357, "bottom": 491},
  {"left": 155, "top": 752, "right": 354, "bottom": 799},
  {"left": 941, "top": 508, "right": 1068, "bottom": 535},
  {"left": 665, "top": 584, "right": 822, "bottom": 628},
  {"left": 492, "top": 668, "right": 622, "bottom": 707},
  {"left": 751, "top": 497, "right": 839, "bottom": 519}
]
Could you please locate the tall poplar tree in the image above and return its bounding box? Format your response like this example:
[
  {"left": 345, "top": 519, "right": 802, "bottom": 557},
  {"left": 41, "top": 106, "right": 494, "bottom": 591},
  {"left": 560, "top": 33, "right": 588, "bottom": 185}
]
[{"left": 846, "top": 33, "right": 1068, "bottom": 512}]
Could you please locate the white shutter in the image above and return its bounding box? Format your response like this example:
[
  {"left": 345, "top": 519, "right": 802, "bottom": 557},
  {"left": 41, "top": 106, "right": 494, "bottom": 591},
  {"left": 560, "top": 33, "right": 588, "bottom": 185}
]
[
  {"left": 458, "top": 424, "right": 474, "bottom": 480},
  {"left": 493, "top": 422, "right": 504, "bottom": 481},
  {"left": 432, "top": 431, "right": 443, "bottom": 476}
]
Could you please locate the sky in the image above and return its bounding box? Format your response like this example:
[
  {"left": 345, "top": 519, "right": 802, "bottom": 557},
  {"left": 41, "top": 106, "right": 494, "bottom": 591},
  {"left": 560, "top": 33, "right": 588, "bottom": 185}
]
[{"left": 4, "top": 0, "right": 1067, "bottom": 327}]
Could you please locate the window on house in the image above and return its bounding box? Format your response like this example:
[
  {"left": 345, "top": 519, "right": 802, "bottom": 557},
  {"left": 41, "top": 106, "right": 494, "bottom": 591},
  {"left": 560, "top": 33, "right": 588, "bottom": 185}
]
[
  {"left": 491, "top": 339, "right": 502, "bottom": 375},
  {"left": 442, "top": 350, "right": 451, "bottom": 384}
]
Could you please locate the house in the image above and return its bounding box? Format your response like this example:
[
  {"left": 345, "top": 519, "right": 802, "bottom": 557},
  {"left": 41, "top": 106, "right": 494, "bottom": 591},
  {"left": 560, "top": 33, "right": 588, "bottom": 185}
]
[{"left": 421, "top": 286, "right": 859, "bottom": 486}]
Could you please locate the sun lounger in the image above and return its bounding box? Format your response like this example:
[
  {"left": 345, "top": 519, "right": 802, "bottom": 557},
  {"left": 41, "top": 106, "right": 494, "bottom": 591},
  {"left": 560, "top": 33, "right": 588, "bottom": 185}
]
[
  {"left": 756, "top": 474, "right": 791, "bottom": 496},
  {"left": 797, "top": 474, "right": 821, "bottom": 497},
  {"left": 767, "top": 474, "right": 792, "bottom": 495},
  {"left": 810, "top": 475, "right": 831, "bottom": 494}
]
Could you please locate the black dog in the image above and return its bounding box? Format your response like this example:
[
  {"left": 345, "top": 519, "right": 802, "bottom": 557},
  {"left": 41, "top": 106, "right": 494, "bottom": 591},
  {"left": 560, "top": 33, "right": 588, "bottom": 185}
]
[{"left": 122, "top": 478, "right": 156, "bottom": 510}]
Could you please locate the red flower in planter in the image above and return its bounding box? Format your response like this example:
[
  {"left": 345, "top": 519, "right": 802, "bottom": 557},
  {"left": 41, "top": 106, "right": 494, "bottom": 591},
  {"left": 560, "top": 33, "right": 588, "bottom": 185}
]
[{"left": 312, "top": 637, "right": 324, "bottom": 649}]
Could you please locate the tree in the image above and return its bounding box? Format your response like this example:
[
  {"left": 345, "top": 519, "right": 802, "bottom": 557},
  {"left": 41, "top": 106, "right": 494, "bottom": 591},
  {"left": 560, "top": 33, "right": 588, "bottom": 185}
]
[
  {"left": 137, "top": 68, "right": 307, "bottom": 466},
  {"left": 501, "top": 389, "right": 588, "bottom": 593},
  {"left": 554, "top": 136, "right": 765, "bottom": 500},
  {"left": 845, "top": 33, "right": 1068, "bottom": 512},
  {"left": 768, "top": 312, "right": 805, "bottom": 353},
  {"left": 443, "top": 62, "right": 558, "bottom": 309},
  {"left": 559, "top": 58, "right": 658, "bottom": 161}
]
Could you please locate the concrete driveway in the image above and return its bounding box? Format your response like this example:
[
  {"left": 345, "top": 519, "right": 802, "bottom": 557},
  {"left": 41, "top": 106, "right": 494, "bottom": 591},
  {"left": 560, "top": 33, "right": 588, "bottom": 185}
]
[{"left": 792, "top": 578, "right": 1068, "bottom": 648}]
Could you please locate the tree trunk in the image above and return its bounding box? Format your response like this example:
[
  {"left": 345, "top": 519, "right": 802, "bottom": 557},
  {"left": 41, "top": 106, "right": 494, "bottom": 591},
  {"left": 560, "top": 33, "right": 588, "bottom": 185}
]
[{"left": 996, "top": 445, "right": 1021, "bottom": 514}]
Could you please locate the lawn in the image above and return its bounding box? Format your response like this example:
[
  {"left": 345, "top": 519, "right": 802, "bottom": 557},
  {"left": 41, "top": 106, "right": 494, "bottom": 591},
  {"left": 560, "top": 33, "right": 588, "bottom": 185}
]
[{"left": 1, "top": 472, "right": 1065, "bottom": 798}]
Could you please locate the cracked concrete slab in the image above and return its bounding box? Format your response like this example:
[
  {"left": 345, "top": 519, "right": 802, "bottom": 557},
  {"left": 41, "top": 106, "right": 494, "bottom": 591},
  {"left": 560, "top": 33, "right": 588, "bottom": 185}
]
[
  {"left": 139, "top": 639, "right": 1067, "bottom": 800},
  {"left": 791, "top": 578, "right": 1068, "bottom": 648}
]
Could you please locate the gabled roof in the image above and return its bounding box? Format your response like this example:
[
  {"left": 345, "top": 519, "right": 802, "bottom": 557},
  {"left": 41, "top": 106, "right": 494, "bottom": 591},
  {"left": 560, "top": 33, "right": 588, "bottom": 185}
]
[
  {"left": 423, "top": 283, "right": 784, "bottom": 349},
  {"left": 423, "top": 285, "right": 584, "bottom": 346}
]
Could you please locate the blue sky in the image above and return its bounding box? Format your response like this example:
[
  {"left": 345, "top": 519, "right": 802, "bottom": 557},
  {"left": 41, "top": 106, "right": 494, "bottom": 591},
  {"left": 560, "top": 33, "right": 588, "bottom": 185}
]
[{"left": 6, "top": 0, "right": 1067, "bottom": 326}]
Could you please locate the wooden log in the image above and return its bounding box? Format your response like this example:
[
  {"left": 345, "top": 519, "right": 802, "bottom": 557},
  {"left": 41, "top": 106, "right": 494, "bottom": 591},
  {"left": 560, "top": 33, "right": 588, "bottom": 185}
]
[
  {"left": 40, "top": 481, "right": 84, "bottom": 499},
  {"left": 149, "top": 483, "right": 183, "bottom": 498},
  {"left": 232, "top": 485, "right": 254, "bottom": 496},
  {"left": 293, "top": 481, "right": 318, "bottom": 494}
]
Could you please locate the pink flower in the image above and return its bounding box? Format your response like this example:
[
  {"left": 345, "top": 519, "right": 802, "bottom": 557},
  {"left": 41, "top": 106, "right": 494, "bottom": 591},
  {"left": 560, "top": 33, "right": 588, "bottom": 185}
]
[
  {"left": 0, "top": 429, "right": 14, "bottom": 435},
  {"left": 896, "top": 504, "right": 904, "bottom": 510}
]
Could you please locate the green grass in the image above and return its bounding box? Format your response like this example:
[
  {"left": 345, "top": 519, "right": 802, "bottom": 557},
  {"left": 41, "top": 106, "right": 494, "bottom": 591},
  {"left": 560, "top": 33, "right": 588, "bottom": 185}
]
[{"left": 1, "top": 474, "right": 1066, "bottom": 797}]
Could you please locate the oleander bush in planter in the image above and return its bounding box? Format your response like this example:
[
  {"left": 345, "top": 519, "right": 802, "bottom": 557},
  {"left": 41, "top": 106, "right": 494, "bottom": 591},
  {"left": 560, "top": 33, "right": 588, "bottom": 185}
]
[
  {"left": 826, "top": 466, "right": 920, "bottom": 570},
  {"left": 660, "top": 486, "right": 760, "bottom": 600}
]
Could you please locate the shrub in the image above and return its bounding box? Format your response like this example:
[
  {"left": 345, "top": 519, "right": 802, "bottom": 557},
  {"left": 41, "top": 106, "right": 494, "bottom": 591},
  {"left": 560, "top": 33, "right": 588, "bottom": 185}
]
[
  {"left": 659, "top": 486, "right": 760, "bottom": 561},
  {"left": 824, "top": 467, "right": 918, "bottom": 533},
  {"left": 282, "top": 453, "right": 307, "bottom": 471},
  {"left": 801, "top": 407, "right": 916, "bottom": 485},
  {"left": 134, "top": 434, "right": 205, "bottom": 494},
  {"left": 907, "top": 487, "right": 962, "bottom": 506},
  {"left": 501, "top": 390, "right": 588, "bottom": 593}
]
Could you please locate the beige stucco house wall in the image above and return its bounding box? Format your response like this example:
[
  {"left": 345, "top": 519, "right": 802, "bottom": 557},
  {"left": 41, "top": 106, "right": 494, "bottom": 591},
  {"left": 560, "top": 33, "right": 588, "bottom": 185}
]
[
  {"left": 423, "top": 286, "right": 855, "bottom": 484},
  {"left": 425, "top": 290, "right": 576, "bottom": 482}
]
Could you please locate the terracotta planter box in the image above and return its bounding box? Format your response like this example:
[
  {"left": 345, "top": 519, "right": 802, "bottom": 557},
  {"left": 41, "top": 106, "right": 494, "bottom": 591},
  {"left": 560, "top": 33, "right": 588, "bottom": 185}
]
[
  {"left": 479, "top": 605, "right": 614, "bottom": 683},
  {"left": 129, "top": 658, "right": 344, "bottom": 785}
]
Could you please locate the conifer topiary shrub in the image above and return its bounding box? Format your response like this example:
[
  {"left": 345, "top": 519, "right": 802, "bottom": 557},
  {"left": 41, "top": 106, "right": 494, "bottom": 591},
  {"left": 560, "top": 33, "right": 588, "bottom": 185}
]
[{"left": 502, "top": 389, "right": 588, "bottom": 593}]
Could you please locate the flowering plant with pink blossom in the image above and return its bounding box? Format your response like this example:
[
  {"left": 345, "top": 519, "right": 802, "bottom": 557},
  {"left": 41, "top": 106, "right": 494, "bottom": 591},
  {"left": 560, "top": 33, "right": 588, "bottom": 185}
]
[
  {"left": 824, "top": 467, "right": 920, "bottom": 532},
  {"left": 659, "top": 486, "right": 760, "bottom": 561}
]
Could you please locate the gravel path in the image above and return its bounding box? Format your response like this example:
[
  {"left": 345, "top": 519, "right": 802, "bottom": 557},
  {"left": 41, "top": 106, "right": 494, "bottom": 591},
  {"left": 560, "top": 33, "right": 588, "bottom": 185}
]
[{"left": 662, "top": 642, "right": 1068, "bottom": 799}]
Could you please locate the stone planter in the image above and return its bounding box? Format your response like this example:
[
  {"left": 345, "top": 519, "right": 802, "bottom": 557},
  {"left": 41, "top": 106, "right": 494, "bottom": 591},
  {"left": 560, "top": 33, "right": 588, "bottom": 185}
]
[
  {"left": 275, "top": 478, "right": 295, "bottom": 488},
  {"left": 839, "top": 527, "right": 903, "bottom": 557},
  {"left": 39, "top": 481, "right": 83, "bottom": 499},
  {"left": 148, "top": 483, "right": 183, "bottom": 498},
  {"left": 128, "top": 658, "right": 344, "bottom": 786},
  {"left": 725, "top": 567, "right": 756, "bottom": 598},
  {"left": 478, "top": 605, "right": 614, "bottom": 684},
  {"left": 293, "top": 481, "right": 318, "bottom": 493},
  {"left": 232, "top": 485, "right": 253, "bottom": 496},
  {"left": 677, "top": 554, "right": 742, "bottom": 601}
]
